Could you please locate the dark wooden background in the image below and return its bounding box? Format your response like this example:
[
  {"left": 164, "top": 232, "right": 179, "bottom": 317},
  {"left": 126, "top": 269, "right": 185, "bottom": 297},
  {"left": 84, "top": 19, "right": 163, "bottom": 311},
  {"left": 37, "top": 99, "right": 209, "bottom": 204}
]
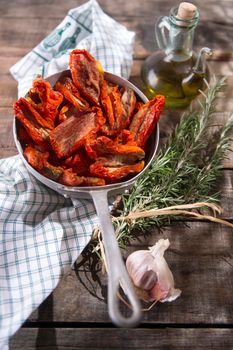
[{"left": 1, "top": 0, "right": 233, "bottom": 348}]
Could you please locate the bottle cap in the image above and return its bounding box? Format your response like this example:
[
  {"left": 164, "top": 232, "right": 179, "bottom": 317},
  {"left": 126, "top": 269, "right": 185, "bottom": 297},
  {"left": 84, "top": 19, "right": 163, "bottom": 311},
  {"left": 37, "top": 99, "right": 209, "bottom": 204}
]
[{"left": 177, "top": 2, "right": 197, "bottom": 20}]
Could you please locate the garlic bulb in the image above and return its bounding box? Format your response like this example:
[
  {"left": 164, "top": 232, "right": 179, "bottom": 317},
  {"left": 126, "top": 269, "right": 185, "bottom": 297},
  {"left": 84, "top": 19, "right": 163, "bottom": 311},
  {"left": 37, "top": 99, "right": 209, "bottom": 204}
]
[{"left": 126, "top": 239, "right": 181, "bottom": 303}]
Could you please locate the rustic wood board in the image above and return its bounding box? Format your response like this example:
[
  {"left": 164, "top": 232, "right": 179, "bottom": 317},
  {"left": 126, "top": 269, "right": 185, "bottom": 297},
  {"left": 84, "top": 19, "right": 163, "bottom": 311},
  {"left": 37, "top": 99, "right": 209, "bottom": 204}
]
[
  {"left": 1, "top": 0, "right": 233, "bottom": 22},
  {"left": 1, "top": 0, "right": 233, "bottom": 347},
  {"left": 26, "top": 221, "right": 233, "bottom": 324},
  {"left": 10, "top": 328, "right": 233, "bottom": 349},
  {"left": 1, "top": 18, "right": 233, "bottom": 59}
]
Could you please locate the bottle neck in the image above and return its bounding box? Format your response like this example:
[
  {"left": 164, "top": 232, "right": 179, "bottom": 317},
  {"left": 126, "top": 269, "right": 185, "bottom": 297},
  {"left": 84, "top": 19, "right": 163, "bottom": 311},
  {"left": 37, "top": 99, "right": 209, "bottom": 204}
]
[
  {"left": 165, "top": 5, "right": 199, "bottom": 62},
  {"left": 166, "top": 26, "right": 195, "bottom": 61}
]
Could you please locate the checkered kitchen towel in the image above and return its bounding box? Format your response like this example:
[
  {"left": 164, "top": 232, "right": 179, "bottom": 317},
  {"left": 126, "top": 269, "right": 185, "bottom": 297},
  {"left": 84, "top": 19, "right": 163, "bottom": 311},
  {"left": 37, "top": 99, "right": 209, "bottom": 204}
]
[
  {"left": 1, "top": 1, "right": 135, "bottom": 348},
  {"left": 0, "top": 156, "right": 98, "bottom": 349},
  {"left": 10, "top": 0, "right": 135, "bottom": 97}
]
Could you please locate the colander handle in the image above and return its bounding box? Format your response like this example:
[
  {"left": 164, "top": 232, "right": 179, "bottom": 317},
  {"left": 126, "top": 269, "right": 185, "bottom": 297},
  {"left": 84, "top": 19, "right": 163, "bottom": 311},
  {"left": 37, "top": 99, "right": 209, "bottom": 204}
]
[{"left": 91, "top": 190, "right": 141, "bottom": 328}]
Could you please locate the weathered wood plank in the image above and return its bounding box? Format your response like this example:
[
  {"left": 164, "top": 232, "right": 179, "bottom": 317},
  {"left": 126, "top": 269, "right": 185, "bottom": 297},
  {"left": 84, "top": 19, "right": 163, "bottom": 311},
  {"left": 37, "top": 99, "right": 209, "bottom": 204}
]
[
  {"left": 0, "top": 148, "right": 17, "bottom": 158},
  {"left": 0, "top": 17, "right": 232, "bottom": 59},
  {"left": 1, "top": 1, "right": 233, "bottom": 348},
  {"left": 0, "top": 106, "right": 17, "bottom": 158},
  {"left": 0, "top": 76, "right": 18, "bottom": 108},
  {"left": 2, "top": 0, "right": 233, "bottom": 22},
  {"left": 10, "top": 328, "right": 233, "bottom": 349},
  {"left": 218, "top": 170, "right": 233, "bottom": 217},
  {"left": 27, "top": 221, "right": 233, "bottom": 324},
  {"left": 0, "top": 0, "right": 233, "bottom": 61}
]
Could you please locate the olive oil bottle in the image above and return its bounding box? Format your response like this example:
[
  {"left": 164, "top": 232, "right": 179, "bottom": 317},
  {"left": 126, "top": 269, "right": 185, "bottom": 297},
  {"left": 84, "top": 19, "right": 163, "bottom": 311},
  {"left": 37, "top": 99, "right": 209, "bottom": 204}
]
[{"left": 141, "top": 2, "right": 211, "bottom": 108}]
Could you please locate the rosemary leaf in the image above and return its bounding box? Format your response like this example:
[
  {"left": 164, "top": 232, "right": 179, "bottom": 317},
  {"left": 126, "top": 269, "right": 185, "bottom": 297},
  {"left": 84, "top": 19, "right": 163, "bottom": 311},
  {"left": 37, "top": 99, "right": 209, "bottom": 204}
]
[{"left": 111, "top": 78, "right": 233, "bottom": 249}]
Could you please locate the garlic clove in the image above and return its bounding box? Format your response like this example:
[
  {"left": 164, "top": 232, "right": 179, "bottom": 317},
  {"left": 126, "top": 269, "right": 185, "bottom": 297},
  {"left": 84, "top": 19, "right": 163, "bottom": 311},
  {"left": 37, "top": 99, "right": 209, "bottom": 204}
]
[
  {"left": 149, "top": 239, "right": 178, "bottom": 301},
  {"left": 140, "top": 269, "right": 158, "bottom": 290},
  {"left": 126, "top": 238, "right": 181, "bottom": 304},
  {"left": 149, "top": 283, "right": 181, "bottom": 302},
  {"left": 149, "top": 283, "right": 170, "bottom": 302},
  {"left": 126, "top": 250, "right": 158, "bottom": 290}
]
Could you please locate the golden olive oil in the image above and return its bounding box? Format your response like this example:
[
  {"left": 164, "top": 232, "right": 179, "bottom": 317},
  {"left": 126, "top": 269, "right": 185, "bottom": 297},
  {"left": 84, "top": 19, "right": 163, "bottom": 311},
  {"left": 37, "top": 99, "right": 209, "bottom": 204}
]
[
  {"left": 141, "top": 3, "right": 210, "bottom": 109},
  {"left": 141, "top": 51, "right": 207, "bottom": 108}
]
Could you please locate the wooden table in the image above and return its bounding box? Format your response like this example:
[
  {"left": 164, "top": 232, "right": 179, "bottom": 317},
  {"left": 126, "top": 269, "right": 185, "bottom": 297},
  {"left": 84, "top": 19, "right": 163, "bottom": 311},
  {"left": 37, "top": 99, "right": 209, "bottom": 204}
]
[{"left": 1, "top": 0, "right": 233, "bottom": 348}]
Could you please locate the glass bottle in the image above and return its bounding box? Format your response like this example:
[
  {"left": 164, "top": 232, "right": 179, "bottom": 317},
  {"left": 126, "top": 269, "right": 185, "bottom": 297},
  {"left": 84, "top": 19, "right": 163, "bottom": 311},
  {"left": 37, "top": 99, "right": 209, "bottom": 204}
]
[{"left": 141, "top": 2, "right": 211, "bottom": 108}]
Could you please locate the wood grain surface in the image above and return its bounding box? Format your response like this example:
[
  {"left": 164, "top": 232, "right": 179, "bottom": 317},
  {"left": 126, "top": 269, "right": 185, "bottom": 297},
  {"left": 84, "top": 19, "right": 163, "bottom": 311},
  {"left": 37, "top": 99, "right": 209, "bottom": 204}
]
[
  {"left": 1, "top": 0, "right": 233, "bottom": 348},
  {"left": 9, "top": 328, "right": 233, "bottom": 349}
]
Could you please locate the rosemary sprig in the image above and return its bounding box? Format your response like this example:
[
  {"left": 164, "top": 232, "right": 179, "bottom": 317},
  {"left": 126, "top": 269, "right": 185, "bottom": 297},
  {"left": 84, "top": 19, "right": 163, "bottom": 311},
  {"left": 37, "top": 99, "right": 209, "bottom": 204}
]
[
  {"left": 89, "top": 78, "right": 233, "bottom": 253},
  {"left": 110, "top": 77, "right": 233, "bottom": 249}
]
